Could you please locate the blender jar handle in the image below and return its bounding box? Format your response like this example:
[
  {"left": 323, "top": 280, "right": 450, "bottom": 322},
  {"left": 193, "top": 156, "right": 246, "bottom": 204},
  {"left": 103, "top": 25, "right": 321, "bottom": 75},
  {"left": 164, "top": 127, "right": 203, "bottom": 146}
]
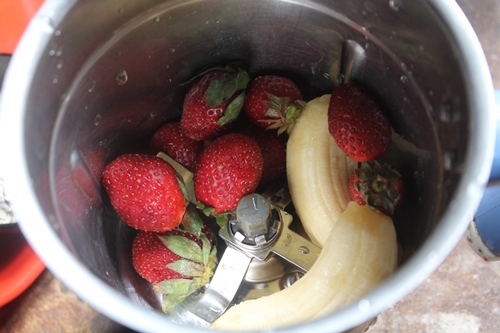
[{"left": 467, "top": 89, "right": 500, "bottom": 261}]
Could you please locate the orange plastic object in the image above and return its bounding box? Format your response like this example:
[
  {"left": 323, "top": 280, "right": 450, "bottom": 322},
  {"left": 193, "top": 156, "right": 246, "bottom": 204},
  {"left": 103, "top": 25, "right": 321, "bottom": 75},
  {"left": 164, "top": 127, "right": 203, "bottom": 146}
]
[
  {"left": 0, "top": 0, "right": 45, "bottom": 54},
  {"left": 0, "top": 228, "right": 45, "bottom": 307}
]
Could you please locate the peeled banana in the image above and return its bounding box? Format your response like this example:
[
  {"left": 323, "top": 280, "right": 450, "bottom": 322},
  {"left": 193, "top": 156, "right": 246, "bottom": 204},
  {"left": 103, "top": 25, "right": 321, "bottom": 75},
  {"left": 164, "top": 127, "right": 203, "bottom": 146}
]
[
  {"left": 212, "top": 202, "right": 398, "bottom": 330},
  {"left": 286, "top": 94, "right": 357, "bottom": 246}
]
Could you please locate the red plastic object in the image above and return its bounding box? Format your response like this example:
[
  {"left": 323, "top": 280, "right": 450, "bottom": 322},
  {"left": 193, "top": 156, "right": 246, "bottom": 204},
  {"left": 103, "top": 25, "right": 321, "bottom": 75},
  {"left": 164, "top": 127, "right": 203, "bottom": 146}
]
[
  {"left": 0, "top": 0, "right": 45, "bottom": 54},
  {"left": 0, "top": 228, "right": 45, "bottom": 307}
]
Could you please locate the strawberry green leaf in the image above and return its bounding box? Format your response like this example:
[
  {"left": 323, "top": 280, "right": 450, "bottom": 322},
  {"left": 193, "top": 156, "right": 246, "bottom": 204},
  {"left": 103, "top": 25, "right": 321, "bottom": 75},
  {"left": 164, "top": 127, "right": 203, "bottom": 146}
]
[
  {"left": 159, "top": 234, "right": 203, "bottom": 263},
  {"left": 155, "top": 277, "right": 203, "bottom": 295},
  {"left": 215, "top": 213, "right": 229, "bottom": 228},
  {"left": 167, "top": 259, "right": 205, "bottom": 277},
  {"left": 205, "top": 68, "right": 249, "bottom": 109},
  {"left": 197, "top": 202, "right": 215, "bottom": 217},
  {"left": 182, "top": 205, "right": 203, "bottom": 236},
  {"left": 217, "top": 92, "right": 245, "bottom": 126},
  {"left": 161, "top": 294, "right": 190, "bottom": 312},
  {"left": 225, "top": 61, "right": 249, "bottom": 73},
  {"left": 208, "top": 247, "right": 218, "bottom": 272},
  {"left": 200, "top": 233, "right": 212, "bottom": 266},
  {"left": 205, "top": 74, "right": 235, "bottom": 107},
  {"left": 234, "top": 68, "right": 250, "bottom": 92},
  {"left": 175, "top": 172, "right": 190, "bottom": 205}
]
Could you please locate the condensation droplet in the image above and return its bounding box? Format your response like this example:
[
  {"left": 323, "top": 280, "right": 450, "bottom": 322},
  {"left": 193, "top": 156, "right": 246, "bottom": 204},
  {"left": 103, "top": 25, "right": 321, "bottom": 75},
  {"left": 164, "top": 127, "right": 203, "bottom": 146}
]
[
  {"left": 56, "top": 62, "right": 63, "bottom": 70},
  {"left": 93, "top": 114, "right": 102, "bottom": 126},
  {"left": 115, "top": 69, "right": 128, "bottom": 85},
  {"left": 400, "top": 75, "right": 408, "bottom": 83},
  {"left": 88, "top": 80, "right": 96, "bottom": 93},
  {"left": 170, "top": 48, "right": 176, "bottom": 53},
  {"left": 215, "top": 19, "right": 220, "bottom": 24},
  {"left": 439, "top": 97, "right": 461, "bottom": 123},
  {"left": 52, "top": 76, "right": 59, "bottom": 84},
  {"left": 54, "top": 30, "right": 61, "bottom": 36},
  {"left": 154, "top": 16, "right": 160, "bottom": 22},
  {"left": 48, "top": 49, "right": 56, "bottom": 57},
  {"left": 443, "top": 150, "right": 458, "bottom": 171},
  {"left": 389, "top": 0, "right": 402, "bottom": 12}
]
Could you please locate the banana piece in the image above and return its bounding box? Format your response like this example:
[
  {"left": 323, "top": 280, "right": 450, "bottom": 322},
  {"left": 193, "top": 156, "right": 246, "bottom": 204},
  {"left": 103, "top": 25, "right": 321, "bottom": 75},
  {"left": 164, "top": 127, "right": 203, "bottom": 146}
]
[
  {"left": 212, "top": 202, "right": 398, "bottom": 330},
  {"left": 286, "top": 94, "right": 356, "bottom": 246}
]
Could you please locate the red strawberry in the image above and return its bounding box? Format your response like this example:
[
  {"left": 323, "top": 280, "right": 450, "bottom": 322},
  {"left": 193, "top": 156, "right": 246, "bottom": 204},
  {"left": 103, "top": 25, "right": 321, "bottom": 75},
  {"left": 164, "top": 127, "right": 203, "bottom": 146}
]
[
  {"left": 349, "top": 160, "right": 404, "bottom": 215},
  {"left": 180, "top": 64, "right": 250, "bottom": 140},
  {"left": 102, "top": 154, "right": 187, "bottom": 232},
  {"left": 132, "top": 227, "right": 217, "bottom": 312},
  {"left": 242, "top": 125, "right": 287, "bottom": 185},
  {"left": 149, "top": 121, "right": 204, "bottom": 172},
  {"left": 328, "top": 84, "right": 392, "bottom": 162},
  {"left": 243, "top": 75, "right": 305, "bottom": 134},
  {"left": 194, "top": 133, "right": 263, "bottom": 214}
]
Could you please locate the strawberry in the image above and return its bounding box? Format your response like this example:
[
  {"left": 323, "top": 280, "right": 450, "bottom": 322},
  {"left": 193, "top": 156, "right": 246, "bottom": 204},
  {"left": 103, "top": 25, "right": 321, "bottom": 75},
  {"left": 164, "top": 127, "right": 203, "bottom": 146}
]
[
  {"left": 180, "top": 64, "right": 250, "bottom": 140},
  {"left": 349, "top": 160, "right": 403, "bottom": 215},
  {"left": 328, "top": 84, "right": 392, "bottom": 162},
  {"left": 243, "top": 75, "right": 305, "bottom": 134},
  {"left": 194, "top": 133, "right": 263, "bottom": 215},
  {"left": 149, "top": 121, "right": 204, "bottom": 172},
  {"left": 241, "top": 125, "right": 287, "bottom": 185},
  {"left": 132, "top": 223, "right": 217, "bottom": 312},
  {"left": 102, "top": 154, "right": 187, "bottom": 232}
]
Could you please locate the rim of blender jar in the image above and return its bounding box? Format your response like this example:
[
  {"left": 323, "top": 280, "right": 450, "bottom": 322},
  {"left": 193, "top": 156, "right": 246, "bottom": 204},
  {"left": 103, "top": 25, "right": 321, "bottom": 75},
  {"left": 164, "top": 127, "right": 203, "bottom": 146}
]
[{"left": 0, "top": 0, "right": 495, "bottom": 332}]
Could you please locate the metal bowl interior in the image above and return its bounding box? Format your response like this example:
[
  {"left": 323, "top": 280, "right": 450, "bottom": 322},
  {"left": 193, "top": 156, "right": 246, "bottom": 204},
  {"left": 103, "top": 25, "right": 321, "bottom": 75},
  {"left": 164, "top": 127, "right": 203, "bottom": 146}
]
[{"left": 0, "top": 0, "right": 494, "bottom": 332}]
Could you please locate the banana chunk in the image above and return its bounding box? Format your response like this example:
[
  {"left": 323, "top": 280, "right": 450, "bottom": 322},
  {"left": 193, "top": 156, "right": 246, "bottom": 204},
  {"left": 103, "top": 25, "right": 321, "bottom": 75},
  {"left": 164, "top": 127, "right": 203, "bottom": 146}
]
[
  {"left": 212, "top": 202, "right": 398, "bottom": 330},
  {"left": 286, "top": 94, "right": 356, "bottom": 247}
]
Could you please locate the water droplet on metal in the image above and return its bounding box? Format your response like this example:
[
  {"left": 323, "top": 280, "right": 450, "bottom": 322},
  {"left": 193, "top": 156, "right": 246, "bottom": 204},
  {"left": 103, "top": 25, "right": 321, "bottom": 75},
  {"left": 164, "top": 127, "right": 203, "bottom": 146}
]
[
  {"left": 54, "top": 30, "right": 61, "bottom": 36},
  {"left": 389, "top": 0, "right": 402, "bottom": 12},
  {"left": 94, "top": 114, "right": 102, "bottom": 126},
  {"left": 115, "top": 69, "right": 128, "bottom": 85},
  {"left": 439, "top": 97, "right": 461, "bottom": 123},
  {"left": 443, "top": 150, "right": 458, "bottom": 171},
  {"left": 154, "top": 16, "right": 160, "bottom": 22},
  {"left": 52, "top": 76, "right": 59, "bottom": 84},
  {"left": 400, "top": 75, "right": 408, "bottom": 83},
  {"left": 88, "top": 80, "right": 96, "bottom": 93},
  {"left": 56, "top": 62, "right": 63, "bottom": 70},
  {"left": 48, "top": 50, "right": 56, "bottom": 57},
  {"left": 170, "top": 48, "right": 176, "bottom": 53}
]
